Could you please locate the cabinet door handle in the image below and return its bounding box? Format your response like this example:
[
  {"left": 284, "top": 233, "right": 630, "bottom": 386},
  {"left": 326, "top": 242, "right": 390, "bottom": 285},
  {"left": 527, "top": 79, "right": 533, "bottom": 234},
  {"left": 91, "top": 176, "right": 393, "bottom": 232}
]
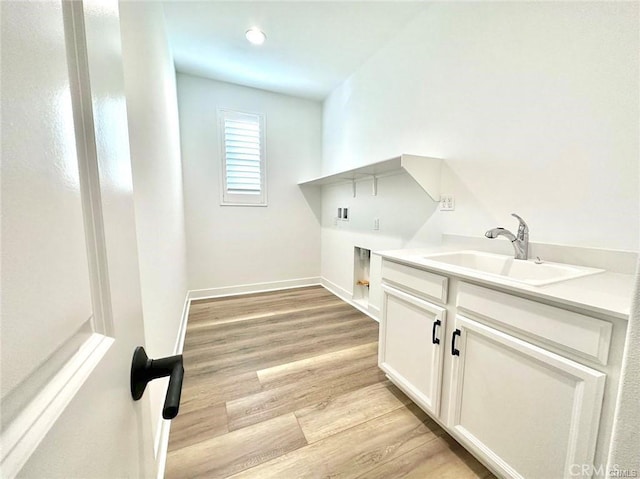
[
  {"left": 451, "top": 329, "right": 461, "bottom": 356},
  {"left": 431, "top": 319, "right": 441, "bottom": 344}
]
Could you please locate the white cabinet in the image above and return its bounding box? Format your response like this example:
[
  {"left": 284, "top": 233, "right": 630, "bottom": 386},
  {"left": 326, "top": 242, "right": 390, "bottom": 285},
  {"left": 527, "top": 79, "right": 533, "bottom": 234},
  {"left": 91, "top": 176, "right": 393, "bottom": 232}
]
[
  {"left": 456, "top": 283, "right": 612, "bottom": 365},
  {"left": 379, "top": 258, "right": 615, "bottom": 479},
  {"left": 449, "top": 316, "right": 606, "bottom": 479},
  {"left": 379, "top": 284, "right": 447, "bottom": 416},
  {"left": 381, "top": 259, "right": 448, "bottom": 304}
]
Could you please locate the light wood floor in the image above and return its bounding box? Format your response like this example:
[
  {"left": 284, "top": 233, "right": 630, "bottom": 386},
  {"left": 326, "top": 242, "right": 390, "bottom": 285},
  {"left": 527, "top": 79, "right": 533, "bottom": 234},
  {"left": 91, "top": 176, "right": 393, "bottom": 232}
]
[{"left": 166, "top": 286, "right": 494, "bottom": 479}]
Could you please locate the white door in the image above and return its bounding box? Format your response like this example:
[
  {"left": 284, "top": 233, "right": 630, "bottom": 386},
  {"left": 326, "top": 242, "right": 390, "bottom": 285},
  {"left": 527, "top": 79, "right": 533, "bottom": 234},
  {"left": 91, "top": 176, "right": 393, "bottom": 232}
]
[
  {"left": 379, "top": 284, "right": 447, "bottom": 416},
  {"left": 448, "top": 316, "right": 606, "bottom": 479},
  {"left": 1, "top": 1, "right": 155, "bottom": 477}
]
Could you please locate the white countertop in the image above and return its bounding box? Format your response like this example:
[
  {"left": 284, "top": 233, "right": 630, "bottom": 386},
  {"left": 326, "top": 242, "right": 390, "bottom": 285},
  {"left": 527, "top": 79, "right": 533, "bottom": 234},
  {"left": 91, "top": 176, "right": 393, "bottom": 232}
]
[{"left": 376, "top": 248, "right": 635, "bottom": 320}]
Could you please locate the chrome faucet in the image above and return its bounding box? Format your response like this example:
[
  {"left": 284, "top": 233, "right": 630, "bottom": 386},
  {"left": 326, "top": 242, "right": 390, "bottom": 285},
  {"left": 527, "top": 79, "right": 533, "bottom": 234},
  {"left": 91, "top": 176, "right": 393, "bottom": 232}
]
[{"left": 485, "top": 213, "right": 529, "bottom": 260}]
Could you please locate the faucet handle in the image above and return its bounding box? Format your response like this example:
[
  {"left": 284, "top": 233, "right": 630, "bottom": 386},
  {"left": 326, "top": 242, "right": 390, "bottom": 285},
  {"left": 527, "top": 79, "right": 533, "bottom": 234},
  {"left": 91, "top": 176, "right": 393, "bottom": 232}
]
[{"left": 511, "top": 213, "right": 529, "bottom": 240}]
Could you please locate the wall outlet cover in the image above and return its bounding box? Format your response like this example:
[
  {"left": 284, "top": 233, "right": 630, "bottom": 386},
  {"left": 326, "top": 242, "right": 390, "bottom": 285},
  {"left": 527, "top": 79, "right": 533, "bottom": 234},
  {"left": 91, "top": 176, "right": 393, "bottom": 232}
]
[{"left": 440, "top": 195, "right": 455, "bottom": 211}]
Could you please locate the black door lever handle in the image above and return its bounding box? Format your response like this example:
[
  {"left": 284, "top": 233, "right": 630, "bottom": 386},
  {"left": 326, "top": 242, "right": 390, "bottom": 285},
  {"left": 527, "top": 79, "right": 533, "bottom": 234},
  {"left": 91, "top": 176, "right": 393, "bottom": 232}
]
[{"left": 130, "top": 346, "right": 184, "bottom": 419}]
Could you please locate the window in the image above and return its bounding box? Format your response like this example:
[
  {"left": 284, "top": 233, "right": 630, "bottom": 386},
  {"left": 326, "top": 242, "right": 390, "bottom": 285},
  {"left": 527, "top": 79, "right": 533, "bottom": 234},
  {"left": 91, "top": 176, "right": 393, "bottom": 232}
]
[{"left": 218, "top": 109, "right": 266, "bottom": 206}]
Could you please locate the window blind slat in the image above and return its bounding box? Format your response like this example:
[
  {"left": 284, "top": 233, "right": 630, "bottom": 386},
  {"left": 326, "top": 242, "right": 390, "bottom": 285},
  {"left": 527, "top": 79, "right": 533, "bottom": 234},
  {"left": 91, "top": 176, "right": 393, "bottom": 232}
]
[
  {"left": 228, "top": 183, "right": 260, "bottom": 188},
  {"left": 227, "top": 142, "right": 257, "bottom": 147},
  {"left": 227, "top": 169, "right": 260, "bottom": 175},
  {"left": 225, "top": 120, "right": 259, "bottom": 131},
  {"left": 225, "top": 127, "right": 259, "bottom": 134},
  {"left": 226, "top": 147, "right": 259, "bottom": 153},
  {"left": 227, "top": 174, "right": 261, "bottom": 181},
  {"left": 225, "top": 140, "right": 260, "bottom": 148},
  {"left": 228, "top": 178, "right": 260, "bottom": 183},
  {"left": 227, "top": 165, "right": 260, "bottom": 173},
  {"left": 228, "top": 183, "right": 260, "bottom": 189},
  {"left": 226, "top": 160, "right": 261, "bottom": 167},
  {"left": 224, "top": 128, "right": 260, "bottom": 141}
]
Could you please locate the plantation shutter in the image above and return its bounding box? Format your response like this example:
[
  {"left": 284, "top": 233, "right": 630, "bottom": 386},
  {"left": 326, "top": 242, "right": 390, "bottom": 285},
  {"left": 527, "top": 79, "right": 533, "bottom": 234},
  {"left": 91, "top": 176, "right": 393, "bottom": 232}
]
[{"left": 219, "top": 110, "right": 266, "bottom": 205}]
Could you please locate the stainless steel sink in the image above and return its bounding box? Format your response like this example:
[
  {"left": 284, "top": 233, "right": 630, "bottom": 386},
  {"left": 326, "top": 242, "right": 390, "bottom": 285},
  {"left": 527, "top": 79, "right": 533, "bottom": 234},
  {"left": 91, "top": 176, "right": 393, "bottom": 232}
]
[{"left": 422, "top": 251, "right": 604, "bottom": 286}]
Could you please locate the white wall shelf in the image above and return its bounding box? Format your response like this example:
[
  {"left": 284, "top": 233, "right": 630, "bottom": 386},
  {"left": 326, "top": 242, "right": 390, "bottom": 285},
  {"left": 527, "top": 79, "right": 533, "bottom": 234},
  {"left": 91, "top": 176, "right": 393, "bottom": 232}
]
[{"left": 298, "top": 154, "right": 443, "bottom": 202}]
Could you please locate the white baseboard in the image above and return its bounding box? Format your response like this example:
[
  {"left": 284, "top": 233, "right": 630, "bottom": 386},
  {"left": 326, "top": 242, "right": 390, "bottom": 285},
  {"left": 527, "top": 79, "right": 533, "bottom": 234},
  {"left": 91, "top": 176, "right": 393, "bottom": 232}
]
[
  {"left": 173, "top": 294, "right": 191, "bottom": 356},
  {"left": 154, "top": 292, "right": 191, "bottom": 479},
  {"left": 188, "top": 277, "right": 322, "bottom": 301},
  {"left": 154, "top": 408, "right": 171, "bottom": 479},
  {"left": 321, "top": 278, "right": 379, "bottom": 322},
  {"left": 320, "top": 277, "right": 352, "bottom": 301}
]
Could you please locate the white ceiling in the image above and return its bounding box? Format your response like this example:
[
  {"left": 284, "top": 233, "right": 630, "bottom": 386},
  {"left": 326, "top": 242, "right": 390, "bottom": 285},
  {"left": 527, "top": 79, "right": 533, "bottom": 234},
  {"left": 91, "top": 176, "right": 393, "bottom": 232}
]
[{"left": 162, "top": 2, "right": 427, "bottom": 100}]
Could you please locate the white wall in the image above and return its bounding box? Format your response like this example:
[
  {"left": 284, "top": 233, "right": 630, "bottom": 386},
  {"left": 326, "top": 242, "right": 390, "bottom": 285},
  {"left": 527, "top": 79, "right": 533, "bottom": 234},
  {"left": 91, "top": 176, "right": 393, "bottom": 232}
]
[
  {"left": 119, "top": 1, "right": 189, "bottom": 442},
  {"left": 323, "top": 1, "right": 638, "bottom": 249},
  {"left": 177, "top": 74, "right": 322, "bottom": 291}
]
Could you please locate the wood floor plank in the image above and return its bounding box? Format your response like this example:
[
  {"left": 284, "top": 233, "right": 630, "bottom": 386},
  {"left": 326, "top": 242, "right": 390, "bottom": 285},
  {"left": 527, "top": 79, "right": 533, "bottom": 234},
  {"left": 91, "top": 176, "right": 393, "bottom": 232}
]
[
  {"left": 227, "top": 403, "right": 441, "bottom": 479},
  {"left": 189, "top": 286, "right": 333, "bottom": 321},
  {"left": 226, "top": 348, "right": 386, "bottom": 431},
  {"left": 165, "top": 413, "right": 307, "bottom": 479},
  {"left": 227, "top": 363, "right": 386, "bottom": 431},
  {"left": 187, "top": 298, "right": 349, "bottom": 336},
  {"left": 189, "top": 285, "right": 330, "bottom": 307},
  {"left": 168, "top": 402, "right": 228, "bottom": 451},
  {"left": 295, "top": 380, "right": 411, "bottom": 444},
  {"left": 256, "top": 342, "right": 378, "bottom": 387},
  {"left": 187, "top": 300, "right": 347, "bottom": 329},
  {"left": 178, "top": 371, "right": 262, "bottom": 415},
  {"left": 354, "top": 434, "right": 493, "bottom": 479}
]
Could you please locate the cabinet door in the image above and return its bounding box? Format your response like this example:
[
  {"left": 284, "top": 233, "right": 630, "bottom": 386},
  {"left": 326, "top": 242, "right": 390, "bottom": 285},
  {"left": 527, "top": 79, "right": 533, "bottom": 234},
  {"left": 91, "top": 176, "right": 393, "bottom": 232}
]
[
  {"left": 448, "top": 316, "right": 606, "bottom": 479},
  {"left": 379, "top": 284, "right": 446, "bottom": 416}
]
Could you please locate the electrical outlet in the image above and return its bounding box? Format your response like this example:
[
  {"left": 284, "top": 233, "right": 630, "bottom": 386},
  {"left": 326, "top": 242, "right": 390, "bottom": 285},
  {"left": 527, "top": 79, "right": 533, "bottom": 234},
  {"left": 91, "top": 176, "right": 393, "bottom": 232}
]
[
  {"left": 440, "top": 195, "right": 455, "bottom": 211},
  {"left": 373, "top": 218, "right": 380, "bottom": 231},
  {"left": 343, "top": 207, "right": 349, "bottom": 220}
]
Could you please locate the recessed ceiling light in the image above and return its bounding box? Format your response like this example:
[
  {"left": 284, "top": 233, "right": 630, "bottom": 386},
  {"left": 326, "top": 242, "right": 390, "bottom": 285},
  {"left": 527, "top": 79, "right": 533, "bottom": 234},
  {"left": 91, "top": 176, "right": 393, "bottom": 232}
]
[{"left": 245, "top": 28, "right": 266, "bottom": 46}]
